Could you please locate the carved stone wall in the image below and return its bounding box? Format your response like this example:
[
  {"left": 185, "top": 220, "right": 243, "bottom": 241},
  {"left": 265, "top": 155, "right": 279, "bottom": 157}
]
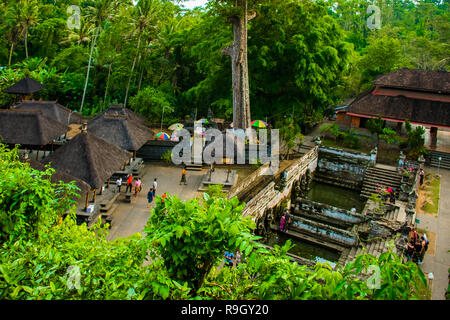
[{"left": 313, "top": 147, "right": 371, "bottom": 190}]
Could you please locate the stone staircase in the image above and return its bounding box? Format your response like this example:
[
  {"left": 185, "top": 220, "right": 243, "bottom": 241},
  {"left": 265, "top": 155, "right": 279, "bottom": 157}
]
[
  {"left": 360, "top": 166, "right": 402, "bottom": 199},
  {"left": 426, "top": 149, "right": 450, "bottom": 170},
  {"left": 384, "top": 206, "right": 399, "bottom": 221},
  {"left": 337, "top": 237, "right": 398, "bottom": 267}
]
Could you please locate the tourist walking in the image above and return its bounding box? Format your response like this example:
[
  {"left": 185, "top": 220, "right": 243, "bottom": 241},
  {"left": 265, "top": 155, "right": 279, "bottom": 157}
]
[
  {"left": 405, "top": 242, "right": 415, "bottom": 261},
  {"left": 125, "top": 174, "right": 133, "bottom": 193},
  {"left": 153, "top": 178, "right": 158, "bottom": 195},
  {"left": 147, "top": 188, "right": 154, "bottom": 208},
  {"left": 116, "top": 177, "right": 122, "bottom": 193},
  {"left": 419, "top": 169, "right": 425, "bottom": 186},
  {"left": 418, "top": 233, "right": 429, "bottom": 265},
  {"left": 284, "top": 210, "right": 292, "bottom": 233},
  {"left": 180, "top": 167, "right": 187, "bottom": 185},
  {"left": 134, "top": 178, "right": 141, "bottom": 198},
  {"left": 280, "top": 213, "right": 286, "bottom": 232}
]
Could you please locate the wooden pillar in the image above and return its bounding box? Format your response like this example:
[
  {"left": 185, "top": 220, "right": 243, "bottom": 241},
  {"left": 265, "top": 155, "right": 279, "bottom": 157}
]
[
  {"left": 396, "top": 122, "right": 402, "bottom": 134},
  {"left": 430, "top": 127, "right": 438, "bottom": 148},
  {"left": 133, "top": 150, "right": 136, "bottom": 160},
  {"left": 92, "top": 189, "right": 97, "bottom": 202},
  {"left": 85, "top": 190, "right": 90, "bottom": 210},
  {"left": 36, "top": 149, "right": 39, "bottom": 160}
]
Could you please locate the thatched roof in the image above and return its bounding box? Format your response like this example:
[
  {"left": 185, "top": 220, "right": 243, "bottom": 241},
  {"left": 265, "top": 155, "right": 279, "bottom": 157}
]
[
  {"left": 3, "top": 77, "right": 44, "bottom": 95},
  {"left": 0, "top": 110, "right": 69, "bottom": 146},
  {"left": 374, "top": 68, "right": 450, "bottom": 94},
  {"left": 347, "top": 89, "right": 450, "bottom": 127},
  {"left": 27, "top": 159, "right": 91, "bottom": 204},
  {"left": 98, "top": 104, "right": 147, "bottom": 124},
  {"left": 13, "top": 101, "right": 83, "bottom": 125},
  {"left": 87, "top": 113, "right": 154, "bottom": 151},
  {"left": 41, "top": 131, "right": 131, "bottom": 189}
]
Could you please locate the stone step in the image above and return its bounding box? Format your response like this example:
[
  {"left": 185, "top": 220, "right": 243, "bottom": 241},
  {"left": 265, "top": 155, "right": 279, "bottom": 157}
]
[
  {"left": 429, "top": 162, "right": 450, "bottom": 169},
  {"left": 185, "top": 164, "right": 203, "bottom": 171},
  {"left": 362, "top": 181, "right": 401, "bottom": 190},
  {"left": 365, "top": 169, "right": 401, "bottom": 178},
  {"left": 363, "top": 177, "right": 401, "bottom": 186}
]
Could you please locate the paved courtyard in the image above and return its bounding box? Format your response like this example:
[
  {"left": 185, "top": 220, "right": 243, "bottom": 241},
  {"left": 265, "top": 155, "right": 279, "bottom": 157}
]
[{"left": 107, "top": 162, "right": 206, "bottom": 240}]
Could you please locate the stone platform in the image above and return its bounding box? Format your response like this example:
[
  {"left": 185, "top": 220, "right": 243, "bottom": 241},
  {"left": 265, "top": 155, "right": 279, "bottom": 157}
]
[{"left": 198, "top": 168, "right": 238, "bottom": 192}]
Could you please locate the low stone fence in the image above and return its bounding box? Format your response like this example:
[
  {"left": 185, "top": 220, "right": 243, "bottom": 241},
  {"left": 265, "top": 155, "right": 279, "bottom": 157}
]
[{"left": 239, "top": 146, "right": 319, "bottom": 222}]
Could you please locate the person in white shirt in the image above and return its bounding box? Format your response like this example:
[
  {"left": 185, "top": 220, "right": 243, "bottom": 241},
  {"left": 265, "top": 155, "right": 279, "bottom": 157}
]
[
  {"left": 153, "top": 178, "right": 158, "bottom": 195},
  {"left": 116, "top": 177, "right": 122, "bottom": 193}
]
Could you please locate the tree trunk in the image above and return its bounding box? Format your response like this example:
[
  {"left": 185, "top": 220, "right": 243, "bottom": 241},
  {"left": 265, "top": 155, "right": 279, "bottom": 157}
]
[
  {"left": 8, "top": 42, "right": 14, "bottom": 67},
  {"left": 137, "top": 65, "right": 144, "bottom": 92},
  {"left": 80, "top": 27, "right": 100, "bottom": 113},
  {"left": 124, "top": 32, "right": 142, "bottom": 107},
  {"left": 103, "top": 63, "right": 112, "bottom": 108},
  {"left": 24, "top": 28, "right": 29, "bottom": 59},
  {"left": 221, "top": 1, "right": 255, "bottom": 130}
]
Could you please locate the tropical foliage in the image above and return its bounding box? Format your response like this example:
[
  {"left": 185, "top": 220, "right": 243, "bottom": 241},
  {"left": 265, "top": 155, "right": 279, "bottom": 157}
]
[
  {"left": 0, "top": 144, "right": 427, "bottom": 300},
  {"left": 0, "top": 0, "right": 446, "bottom": 127}
]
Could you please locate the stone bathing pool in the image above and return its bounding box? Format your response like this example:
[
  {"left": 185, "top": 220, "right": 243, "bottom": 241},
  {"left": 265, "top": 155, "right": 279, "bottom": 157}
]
[
  {"left": 306, "top": 181, "right": 365, "bottom": 212},
  {"left": 262, "top": 181, "right": 366, "bottom": 263}
]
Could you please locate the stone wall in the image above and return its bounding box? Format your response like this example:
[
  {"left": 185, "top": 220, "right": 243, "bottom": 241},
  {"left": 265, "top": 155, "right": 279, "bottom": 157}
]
[
  {"left": 313, "top": 147, "right": 372, "bottom": 191},
  {"left": 237, "top": 146, "right": 319, "bottom": 227}
]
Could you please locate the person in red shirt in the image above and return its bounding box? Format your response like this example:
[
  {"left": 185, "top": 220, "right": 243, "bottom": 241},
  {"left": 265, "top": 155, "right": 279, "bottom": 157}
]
[{"left": 125, "top": 174, "right": 133, "bottom": 193}]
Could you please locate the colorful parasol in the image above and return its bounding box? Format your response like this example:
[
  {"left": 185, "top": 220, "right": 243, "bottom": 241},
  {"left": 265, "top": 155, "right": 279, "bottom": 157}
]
[
  {"left": 251, "top": 120, "right": 267, "bottom": 128},
  {"left": 156, "top": 132, "right": 170, "bottom": 140}
]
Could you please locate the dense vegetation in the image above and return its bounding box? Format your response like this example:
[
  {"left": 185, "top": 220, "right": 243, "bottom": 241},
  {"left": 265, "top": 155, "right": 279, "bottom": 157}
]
[
  {"left": 0, "top": 144, "right": 428, "bottom": 299},
  {"left": 0, "top": 0, "right": 448, "bottom": 132}
]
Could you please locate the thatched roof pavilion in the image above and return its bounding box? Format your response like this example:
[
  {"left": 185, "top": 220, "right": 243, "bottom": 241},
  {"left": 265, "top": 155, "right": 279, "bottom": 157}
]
[
  {"left": 41, "top": 131, "right": 131, "bottom": 190},
  {"left": 13, "top": 101, "right": 83, "bottom": 125},
  {"left": 97, "top": 104, "right": 147, "bottom": 124},
  {"left": 0, "top": 110, "right": 69, "bottom": 146},
  {"left": 26, "top": 159, "right": 91, "bottom": 206},
  {"left": 3, "top": 77, "right": 44, "bottom": 95},
  {"left": 87, "top": 113, "right": 154, "bottom": 152}
]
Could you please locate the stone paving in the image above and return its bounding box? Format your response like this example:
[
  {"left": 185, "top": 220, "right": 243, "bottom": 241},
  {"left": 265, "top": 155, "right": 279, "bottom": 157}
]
[
  {"left": 107, "top": 162, "right": 206, "bottom": 241},
  {"left": 417, "top": 166, "right": 450, "bottom": 300}
]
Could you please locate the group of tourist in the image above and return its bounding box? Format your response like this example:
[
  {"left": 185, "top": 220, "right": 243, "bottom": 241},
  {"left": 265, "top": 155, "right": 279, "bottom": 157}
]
[
  {"left": 116, "top": 174, "right": 143, "bottom": 197},
  {"left": 405, "top": 227, "right": 429, "bottom": 265},
  {"left": 280, "top": 209, "right": 292, "bottom": 233}
]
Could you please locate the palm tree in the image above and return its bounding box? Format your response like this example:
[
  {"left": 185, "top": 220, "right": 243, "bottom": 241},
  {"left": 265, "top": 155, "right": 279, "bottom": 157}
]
[
  {"left": 17, "top": 0, "right": 40, "bottom": 59},
  {"left": 123, "top": 0, "right": 161, "bottom": 107},
  {"left": 79, "top": 0, "right": 118, "bottom": 113},
  {"left": 60, "top": 15, "right": 93, "bottom": 46}
]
